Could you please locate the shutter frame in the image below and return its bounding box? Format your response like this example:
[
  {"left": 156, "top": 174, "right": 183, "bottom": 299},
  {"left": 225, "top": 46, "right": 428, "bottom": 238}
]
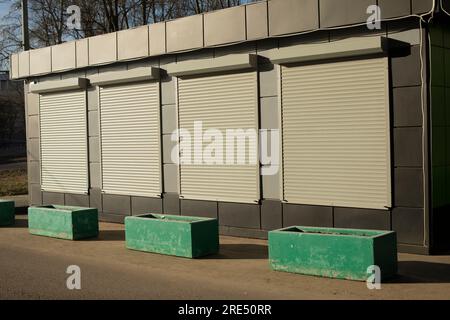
[
  {"left": 166, "top": 54, "right": 258, "bottom": 77},
  {"left": 266, "top": 36, "right": 388, "bottom": 65},
  {"left": 281, "top": 57, "right": 391, "bottom": 210},
  {"left": 31, "top": 78, "right": 89, "bottom": 94},
  {"left": 177, "top": 71, "right": 260, "bottom": 204},
  {"left": 39, "top": 90, "right": 88, "bottom": 194},
  {"left": 89, "top": 67, "right": 160, "bottom": 86},
  {"left": 99, "top": 81, "right": 162, "bottom": 197}
]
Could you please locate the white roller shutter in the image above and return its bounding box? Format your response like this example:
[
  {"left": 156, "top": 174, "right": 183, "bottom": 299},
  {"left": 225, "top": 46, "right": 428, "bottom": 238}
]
[
  {"left": 281, "top": 57, "right": 391, "bottom": 210},
  {"left": 178, "top": 71, "right": 259, "bottom": 203},
  {"left": 40, "top": 90, "right": 88, "bottom": 194},
  {"left": 99, "top": 81, "right": 161, "bottom": 197}
]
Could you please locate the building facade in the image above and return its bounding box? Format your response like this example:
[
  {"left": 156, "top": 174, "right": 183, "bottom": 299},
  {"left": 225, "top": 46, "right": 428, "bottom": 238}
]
[{"left": 9, "top": 0, "right": 450, "bottom": 254}]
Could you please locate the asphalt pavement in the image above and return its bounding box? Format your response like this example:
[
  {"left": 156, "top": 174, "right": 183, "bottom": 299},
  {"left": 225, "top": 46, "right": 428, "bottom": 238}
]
[{"left": 1, "top": 216, "right": 450, "bottom": 300}]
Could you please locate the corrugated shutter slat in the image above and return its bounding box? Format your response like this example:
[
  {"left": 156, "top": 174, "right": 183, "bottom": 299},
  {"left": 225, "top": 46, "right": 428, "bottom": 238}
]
[
  {"left": 40, "top": 90, "right": 88, "bottom": 194},
  {"left": 99, "top": 82, "right": 161, "bottom": 197},
  {"left": 281, "top": 58, "right": 391, "bottom": 210}
]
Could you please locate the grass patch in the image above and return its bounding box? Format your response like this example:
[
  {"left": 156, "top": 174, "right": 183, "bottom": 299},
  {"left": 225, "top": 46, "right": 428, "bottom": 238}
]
[{"left": 0, "top": 168, "right": 28, "bottom": 196}]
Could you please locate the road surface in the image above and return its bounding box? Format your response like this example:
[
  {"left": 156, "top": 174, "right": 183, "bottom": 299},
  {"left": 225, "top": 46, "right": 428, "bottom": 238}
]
[{"left": 1, "top": 216, "right": 450, "bottom": 300}]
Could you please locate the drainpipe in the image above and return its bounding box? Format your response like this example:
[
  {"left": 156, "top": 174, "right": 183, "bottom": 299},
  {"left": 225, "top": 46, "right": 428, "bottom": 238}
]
[{"left": 21, "top": 0, "right": 29, "bottom": 51}]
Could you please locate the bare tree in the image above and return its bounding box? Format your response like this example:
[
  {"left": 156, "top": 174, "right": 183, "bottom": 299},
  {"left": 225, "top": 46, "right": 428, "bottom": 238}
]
[
  {"left": 0, "top": 0, "right": 22, "bottom": 68},
  {"left": 0, "top": 0, "right": 260, "bottom": 69},
  {"left": 28, "top": 0, "right": 71, "bottom": 46}
]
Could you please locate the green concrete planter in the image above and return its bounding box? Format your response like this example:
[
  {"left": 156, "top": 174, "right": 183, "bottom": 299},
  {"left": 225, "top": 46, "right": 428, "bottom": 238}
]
[
  {"left": 269, "top": 226, "right": 397, "bottom": 281},
  {"left": 125, "top": 214, "right": 219, "bottom": 258},
  {"left": 28, "top": 205, "right": 99, "bottom": 240},
  {"left": 0, "top": 200, "right": 15, "bottom": 226}
]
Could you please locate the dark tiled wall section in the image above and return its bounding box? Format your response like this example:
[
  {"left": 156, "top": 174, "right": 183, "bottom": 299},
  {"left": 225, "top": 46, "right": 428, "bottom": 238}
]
[
  {"left": 390, "top": 20, "right": 427, "bottom": 248},
  {"left": 429, "top": 21, "right": 450, "bottom": 250},
  {"left": 429, "top": 23, "right": 450, "bottom": 208},
  {"left": 28, "top": 20, "right": 429, "bottom": 252}
]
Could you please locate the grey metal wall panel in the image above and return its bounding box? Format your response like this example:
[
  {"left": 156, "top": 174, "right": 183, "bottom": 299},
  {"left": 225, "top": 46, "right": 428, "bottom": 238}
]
[
  {"left": 27, "top": 93, "right": 39, "bottom": 116},
  {"left": 28, "top": 161, "right": 40, "bottom": 184},
  {"left": 90, "top": 163, "right": 101, "bottom": 188},
  {"left": 149, "top": 22, "right": 166, "bottom": 56},
  {"left": 246, "top": 1, "right": 268, "bottom": 40},
  {"left": 52, "top": 42, "right": 76, "bottom": 72},
  {"left": 281, "top": 57, "right": 391, "bottom": 210},
  {"left": 379, "top": 0, "right": 411, "bottom": 19},
  {"left": 163, "top": 164, "right": 178, "bottom": 193},
  {"left": 76, "top": 39, "right": 89, "bottom": 68},
  {"left": 18, "top": 51, "right": 30, "bottom": 78},
  {"left": 10, "top": 53, "right": 19, "bottom": 79},
  {"left": 99, "top": 81, "right": 161, "bottom": 197},
  {"left": 204, "top": 5, "right": 246, "bottom": 47},
  {"left": 30, "top": 184, "right": 42, "bottom": 205},
  {"left": 42, "top": 192, "right": 65, "bottom": 205},
  {"left": 117, "top": 26, "right": 149, "bottom": 60},
  {"left": 28, "top": 115, "right": 39, "bottom": 138},
  {"left": 166, "top": 14, "right": 204, "bottom": 52},
  {"left": 412, "top": 0, "right": 434, "bottom": 14},
  {"left": 28, "top": 138, "right": 40, "bottom": 161},
  {"left": 320, "top": 0, "right": 376, "bottom": 28},
  {"left": 11, "top": 1, "right": 430, "bottom": 80},
  {"left": 29, "top": 47, "right": 52, "bottom": 76},
  {"left": 65, "top": 193, "right": 90, "bottom": 207},
  {"left": 268, "top": 0, "right": 319, "bottom": 36},
  {"left": 40, "top": 90, "right": 88, "bottom": 194},
  {"left": 178, "top": 71, "right": 259, "bottom": 203},
  {"left": 89, "top": 33, "right": 117, "bottom": 66}
]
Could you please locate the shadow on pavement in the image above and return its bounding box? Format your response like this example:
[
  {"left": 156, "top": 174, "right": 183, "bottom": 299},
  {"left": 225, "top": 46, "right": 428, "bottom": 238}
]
[
  {"left": 387, "top": 261, "right": 450, "bottom": 284},
  {"left": 15, "top": 206, "right": 28, "bottom": 215},
  {"left": 7, "top": 218, "right": 28, "bottom": 228},
  {"left": 91, "top": 230, "right": 126, "bottom": 241},
  {"left": 206, "top": 243, "right": 268, "bottom": 260}
]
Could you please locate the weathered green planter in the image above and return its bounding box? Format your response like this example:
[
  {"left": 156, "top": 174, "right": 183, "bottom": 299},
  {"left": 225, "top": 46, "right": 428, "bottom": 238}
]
[
  {"left": 125, "top": 214, "right": 219, "bottom": 258},
  {"left": 28, "top": 205, "right": 99, "bottom": 240},
  {"left": 0, "top": 200, "right": 15, "bottom": 226},
  {"left": 269, "top": 226, "right": 397, "bottom": 281}
]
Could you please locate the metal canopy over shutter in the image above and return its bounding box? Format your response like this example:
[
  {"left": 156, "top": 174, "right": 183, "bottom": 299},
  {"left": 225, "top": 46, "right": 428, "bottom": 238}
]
[
  {"left": 40, "top": 90, "right": 88, "bottom": 194},
  {"left": 99, "top": 81, "right": 161, "bottom": 197},
  {"left": 281, "top": 57, "right": 391, "bottom": 210},
  {"left": 178, "top": 71, "right": 259, "bottom": 203}
]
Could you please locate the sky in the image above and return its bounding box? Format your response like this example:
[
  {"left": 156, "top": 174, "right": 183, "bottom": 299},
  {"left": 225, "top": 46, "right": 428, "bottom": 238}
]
[{"left": 0, "top": 1, "right": 11, "bottom": 20}]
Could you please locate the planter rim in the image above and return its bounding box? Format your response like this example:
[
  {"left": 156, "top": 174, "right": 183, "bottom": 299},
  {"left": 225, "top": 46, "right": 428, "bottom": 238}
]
[
  {"left": 269, "top": 226, "right": 396, "bottom": 239},
  {"left": 126, "top": 213, "right": 217, "bottom": 224},
  {"left": 30, "top": 205, "right": 96, "bottom": 213}
]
